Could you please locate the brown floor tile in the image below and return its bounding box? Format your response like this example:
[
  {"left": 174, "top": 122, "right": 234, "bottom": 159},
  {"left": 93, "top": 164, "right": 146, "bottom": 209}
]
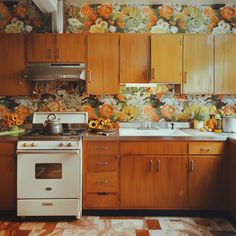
[
  {"left": 146, "top": 220, "right": 161, "bottom": 230},
  {"left": 136, "top": 229, "right": 150, "bottom": 236},
  {"left": 39, "top": 222, "right": 57, "bottom": 236},
  {"left": 0, "top": 230, "right": 31, "bottom": 236}
]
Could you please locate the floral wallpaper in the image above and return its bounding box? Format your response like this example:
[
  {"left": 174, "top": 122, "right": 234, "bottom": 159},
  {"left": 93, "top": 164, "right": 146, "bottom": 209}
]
[
  {"left": 0, "top": 82, "right": 235, "bottom": 129},
  {"left": 0, "top": 0, "right": 51, "bottom": 33},
  {"left": 65, "top": 2, "right": 236, "bottom": 34}
]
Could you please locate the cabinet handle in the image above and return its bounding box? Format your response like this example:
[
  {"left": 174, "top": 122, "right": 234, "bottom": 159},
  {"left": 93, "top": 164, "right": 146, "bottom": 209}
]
[
  {"left": 150, "top": 160, "right": 153, "bottom": 173},
  {"left": 146, "top": 65, "right": 149, "bottom": 81},
  {"left": 200, "top": 148, "right": 212, "bottom": 151},
  {"left": 157, "top": 160, "right": 161, "bottom": 172},
  {"left": 184, "top": 71, "right": 187, "bottom": 84},
  {"left": 42, "top": 202, "right": 53, "bottom": 206},
  {"left": 115, "top": 155, "right": 120, "bottom": 159},
  {"left": 190, "top": 160, "right": 194, "bottom": 172},
  {"left": 96, "top": 146, "right": 108, "bottom": 150},
  {"left": 96, "top": 180, "right": 109, "bottom": 184},
  {"left": 152, "top": 67, "right": 156, "bottom": 81},
  {"left": 47, "top": 49, "right": 51, "bottom": 59},
  {"left": 96, "top": 162, "right": 109, "bottom": 165},
  {"left": 97, "top": 192, "right": 108, "bottom": 195},
  {"left": 89, "top": 69, "right": 92, "bottom": 83},
  {"left": 56, "top": 48, "right": 60, "bottom": 59}
]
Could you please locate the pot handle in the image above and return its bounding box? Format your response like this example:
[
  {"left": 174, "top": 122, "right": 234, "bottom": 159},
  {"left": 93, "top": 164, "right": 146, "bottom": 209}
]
[{"left": 47, "top": 113, "right": 57, "bottom": 121}]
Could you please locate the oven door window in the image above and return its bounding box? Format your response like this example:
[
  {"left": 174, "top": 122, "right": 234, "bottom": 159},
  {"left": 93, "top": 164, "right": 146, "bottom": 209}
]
[{"left": 35, "top": 163, "right": 62, "bottom": 179}]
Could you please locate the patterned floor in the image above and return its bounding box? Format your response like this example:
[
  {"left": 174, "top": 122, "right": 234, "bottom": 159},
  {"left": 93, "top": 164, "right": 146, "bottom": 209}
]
[{"left": 0, "top": 216, "right": 236, "bottom": 236}]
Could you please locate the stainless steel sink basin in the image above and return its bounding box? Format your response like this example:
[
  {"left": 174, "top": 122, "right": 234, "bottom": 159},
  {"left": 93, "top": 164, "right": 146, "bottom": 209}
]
[{"left": 119, "top": 128, "right": 191, "bottom": 136}]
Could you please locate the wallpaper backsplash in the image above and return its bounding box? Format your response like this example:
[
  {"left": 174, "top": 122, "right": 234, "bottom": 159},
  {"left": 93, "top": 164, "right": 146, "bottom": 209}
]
[{"left": 0, "top": 82, "right": 235, "bottom": 127}]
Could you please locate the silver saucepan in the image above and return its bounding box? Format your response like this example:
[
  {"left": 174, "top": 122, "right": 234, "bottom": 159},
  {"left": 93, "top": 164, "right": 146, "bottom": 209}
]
[{"left": 43, "top": 113, "right": 63, "bottom": 135}]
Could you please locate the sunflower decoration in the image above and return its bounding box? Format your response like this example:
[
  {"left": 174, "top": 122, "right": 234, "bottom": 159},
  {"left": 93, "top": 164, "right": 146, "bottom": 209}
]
[
  {"left": 4, "top": 113, "right": 24, "bottom": 128},
  {"left": 88, "top": 118, "right": 120, "bottom": 131}
]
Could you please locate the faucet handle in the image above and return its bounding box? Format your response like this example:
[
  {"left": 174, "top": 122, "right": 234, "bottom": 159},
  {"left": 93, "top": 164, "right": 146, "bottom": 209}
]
[{"left": 171, "top": 122, "right": 174, "bottom": 130}]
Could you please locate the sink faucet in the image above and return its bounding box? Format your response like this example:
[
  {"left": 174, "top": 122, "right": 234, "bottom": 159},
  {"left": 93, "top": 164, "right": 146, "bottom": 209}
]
[{"left": 171, "top": 122, "right": 175, "bottom": 130}]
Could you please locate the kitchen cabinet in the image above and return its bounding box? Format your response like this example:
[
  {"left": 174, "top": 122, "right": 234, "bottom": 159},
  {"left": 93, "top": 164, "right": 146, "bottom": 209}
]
[
  {"left": 87, "top": 34, "right": 119, "bottom": 95},
  {"left": 0, "top": 34, "right": 32, "bottom": 96},
  {"left": 0, "top": 141, "right": 16, "bottom": 211},
  {"left": 83, "top": 141, "right": 120, "bottom": 209},
  {"left": 120, "top": 141, "right": 187, "bottom": 209},
  {"left": 183, "top": 34, "right": 214, "bottom": 94},
  {"left": 151, "top": 34, "right": 182, "bottom": 84},
  {"left": 230, "top": 141, "right": 236, "bottom": 220},
  {"left": 215, "top": 34, "right": 236, "bottom": 94},
  {"left": 120, "top": 34, "right": 150, "bottom": 83},
  {"left": 188, "top": 142, "right": 226, "bottom": 210},
  {"left": 27, "top": 33, "right": 86, "bottom": 63}
]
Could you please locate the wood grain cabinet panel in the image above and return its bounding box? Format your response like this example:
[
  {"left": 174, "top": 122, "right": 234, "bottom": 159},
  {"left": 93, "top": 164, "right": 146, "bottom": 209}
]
[
  {"left": 87, "top": 34, "right": 119, "bottom": 94},
  {"left": 215, "top": 34, "right": 236, "bottom": 94},
  {"left": 120, "top": 34, "right": 150, "bottom": 83},
  {"left": 183, "top": 34, "right": 214, "bottom": 94},
  {"left": 0, "top": 141, "right": 16, "bottom": 211},
  {"left": 230, "top": 143, "right": 236, "bottom": 220},
  {"left": 0, "top": 34, "right": 32, "bottom": 96},
  {"left": 86, "top": 193, "right": 118, "bottom": 209},
  {"left": 87, "top": 141, "right": 119, "bottom": 155},
  {"left": 151, "top": 34, "right": 182, "bottom": 84},
  {"left": 27, "top": 33, "right": 86, "bottom": 63},
  {"left": 189, "top": 142, "right": 225, "bottom": 155}
]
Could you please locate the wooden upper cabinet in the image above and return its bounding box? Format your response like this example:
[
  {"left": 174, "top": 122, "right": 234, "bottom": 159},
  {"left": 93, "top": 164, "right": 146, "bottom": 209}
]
[
  {"left": 151, "top": 34, "right": 182, "bottom": 84},
  {"left": 120, "top": 34, "right": 150, "bottom": 83},
  {"left": 0, "top": 34, "right": 32, "bottom": 96},
  {"left": 27, "top": 33, "right": 86, "bottom": 63},
  {"left": 183, "top": 34, "right": 213, "bottom": 94},
  {"left": 87, "top": 34, "right": 119, "bottom": 95},
  {"left": 215, "top": 34, "right": 236, "bottom": 94}
]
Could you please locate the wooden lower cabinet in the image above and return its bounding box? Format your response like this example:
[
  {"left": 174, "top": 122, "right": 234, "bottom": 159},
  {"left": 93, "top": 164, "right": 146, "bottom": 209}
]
[
  {"left": 189, "top": 155, "right": 225, "bottom": 211},
  {"left": 0, "top": 141, "right": 17, "bottom": 211},
  {"left": 230, "top": 142, "right": 236, "bottom": 219}
]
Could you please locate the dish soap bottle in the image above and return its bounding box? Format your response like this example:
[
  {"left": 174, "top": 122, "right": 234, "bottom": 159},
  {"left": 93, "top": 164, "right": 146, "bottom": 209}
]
[{"left": 214, "top": 114, "right": 222, "bottom": 133}]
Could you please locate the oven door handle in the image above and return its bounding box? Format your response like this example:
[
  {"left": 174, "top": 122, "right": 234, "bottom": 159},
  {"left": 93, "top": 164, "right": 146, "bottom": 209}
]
[{"left": 16, "top": 150, "right": 80, "bottom": 154}]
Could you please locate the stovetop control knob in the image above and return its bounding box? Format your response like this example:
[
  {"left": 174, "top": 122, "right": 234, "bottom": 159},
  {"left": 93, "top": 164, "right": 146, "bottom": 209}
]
[
  {"left": 67, "top": 142, "right": 73, "bottom": 147},
  {"left": 59, "top": 142, "right": 65, "bottom": 147},
  {"left": 31, "top": 143, "right": 36, "bottom": 147},
  {"left": 23, "top": 143, "right": 28, "bottom": 147}
]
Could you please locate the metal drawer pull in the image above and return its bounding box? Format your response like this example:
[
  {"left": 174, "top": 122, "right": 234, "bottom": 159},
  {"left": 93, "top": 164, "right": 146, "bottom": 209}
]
[
  {"left": 42, "top": 203, "right": 53, "bottom": 206},
  {"left": 96, "top": 162, "right": 109, "bottom": 165},
  {"left": 45, "top": 187, "right": 52, "bottom": 191},
  {"left": 200, "top": 148, "right": 212, "bottom": 151},
  {"left": 96, "top": 146, "right": 109, "bottom": 150},
  {"left": 157, "top": 160, "right": 161, "bottom": 172},
  {"left": 190, "top": 160, "right": 194, "bottom": 172},
  {"left": 96, "top": 180, "right": 109, "bottom": 184},
  {"left": 97, "top": 192, "right": 108, "bottom": 195},
  {"left": 150, "top": 160, "right": 153, "bottom": 173}
]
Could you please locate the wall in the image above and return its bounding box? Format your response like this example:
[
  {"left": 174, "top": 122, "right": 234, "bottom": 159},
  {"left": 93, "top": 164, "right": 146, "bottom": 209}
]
[{"left": 0, "top": 1, "right": 235, "bottom": 126}]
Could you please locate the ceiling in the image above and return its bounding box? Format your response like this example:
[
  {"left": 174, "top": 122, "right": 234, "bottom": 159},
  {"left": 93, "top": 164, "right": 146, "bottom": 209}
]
[{"left": 65, "top": 0, "right": 236, "bottom": 5}]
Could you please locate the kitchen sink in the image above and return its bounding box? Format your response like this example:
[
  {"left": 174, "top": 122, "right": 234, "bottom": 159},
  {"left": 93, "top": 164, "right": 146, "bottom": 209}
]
[{"left": 119, "top": 128, "right": 191, "bottom": 136}]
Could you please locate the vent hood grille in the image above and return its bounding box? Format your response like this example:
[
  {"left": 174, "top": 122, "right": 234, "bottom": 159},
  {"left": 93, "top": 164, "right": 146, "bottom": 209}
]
[{"left": 23, "top": 63, "right": 86, "bottom": 81}]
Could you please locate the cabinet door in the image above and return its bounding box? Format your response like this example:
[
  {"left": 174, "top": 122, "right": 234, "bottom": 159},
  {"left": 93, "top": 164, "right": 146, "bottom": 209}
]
[
  {"left": 151, "top": 34, "right": 182, "bottom": 84},
  {"left": 189, "top": 155, "right": 225, "bottom": 210},
  {"left": 0, "top": 142, "right": 16, "bottom": 211},
  {"left": 120, "top": 34, "right": 150, "bottom": 83},
  {"left": 183, "top": 35, "right": 213, "bottom": 94},
  {"left": 27, "top": 33, "right": 55, "bottom": 62},
  {"left": 87, "top": 34, "right": 119, "bottom": 95},
  {"left": 230, "top": 143, "right": 236, "bottom": 220},
  {"left": 120, "top": 156, "right": 153, "bottom": 208},
  {"left": 0, "top": 34, "right": 32, "bottom": 96},
  {"left": 215, "top": 35, "right": 236, "bottom": 94},
  {"left": 153, "top": 156, "right": 187, "bottom": 209},
  {"left": 56, "top": 34, "right": 86, "bottom": 63}
]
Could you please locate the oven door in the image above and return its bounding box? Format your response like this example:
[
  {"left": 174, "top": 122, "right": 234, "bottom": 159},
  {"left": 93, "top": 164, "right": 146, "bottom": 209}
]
[{"left": 17, "top": 150, "right": 80, "bottom": 199}]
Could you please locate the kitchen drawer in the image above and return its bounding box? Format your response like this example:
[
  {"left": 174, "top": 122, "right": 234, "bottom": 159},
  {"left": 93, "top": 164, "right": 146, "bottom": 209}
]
[
  {"left": 87, "top": 172, "right": 118, "bottom": 192},
  {"left": 120, "top": 141, "right": 187, "bottom": 155},
  {"left": 0, "top": 142, "right": 16, "bottom": 156},
  {"left": 17, "top": 199, "right": 79, "bottom": 216},
  {"left": 86, "top": 193, "right": 118, "bottom": 209},
  {"left": 87, "top": 156, "right": 119, "bottom": 172},
  {"left": 189, "top": 142, "right": 225, "bottom": 155},
  {"left": 87, "top": 142, "right": 119, "bottom": 155}
]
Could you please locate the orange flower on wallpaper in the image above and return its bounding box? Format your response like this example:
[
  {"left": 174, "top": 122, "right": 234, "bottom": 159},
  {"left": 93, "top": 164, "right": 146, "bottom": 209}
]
[
  {"left": 13, "top": 4, "right": 28, "bottom": 18},
  {"left": 82, "top": 104, "right": 97, "bottom": 120},
  {"left": 117, "top": 20, "right": 125, "bottom": 29},
  {"left": 32, "top": 17, "right": 42, "bottom": 28},
  {"left": 144, "top": 105, "right": 160, "bottom": 122},
  {"left": 159, "top": 5, "right": 174, "bottom": 20},
  {"left": 160, "top": 104, "right": 176, "bottom": 119},
  {"left": 99, "top": 104, "right": 114, "bottom": 118},
  {"left": 222, "top": 105, "right": 236, "bottom": 116},
  {"left": 220, "top": 6, "right": 235, "bottom": 21},
  {"left": 98, "top": 4, "right": 113, "bottom": 19},
  {"left": 204, "top": 6, "right": 219, "bottom": 29},
  {"left": 80, "top": 4, "right": 94, "bottom": 19},
  {"left": 15, "top": 105, "right": 30, "bottom": 120},
  {"left": 0, "top": 3, "right": 12, "bottom": 28}
]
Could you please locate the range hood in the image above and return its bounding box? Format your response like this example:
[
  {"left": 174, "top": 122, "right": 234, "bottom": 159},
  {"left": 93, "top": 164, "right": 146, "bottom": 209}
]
[{"left": 23, "top": 63, "right": 86, "bottom": 81}]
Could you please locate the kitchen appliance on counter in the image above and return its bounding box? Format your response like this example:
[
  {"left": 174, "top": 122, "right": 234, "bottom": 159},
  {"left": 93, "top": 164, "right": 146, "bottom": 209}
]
[
  {"left": 16, "top": 112, "right": 88, "bottom": 218},
  {"left": 222, "top": 116, "right": 236, "bottom": 133}
]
